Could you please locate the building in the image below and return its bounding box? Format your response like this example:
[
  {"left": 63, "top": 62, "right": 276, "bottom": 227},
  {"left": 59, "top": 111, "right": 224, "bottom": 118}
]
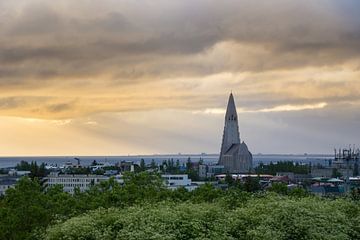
[
  {"left": 215, "top": 174, "right": 273, "bottom": 182},
  {"left": 198, "top": 165, "right": 207, "bottom": 179},
  {"left": 207, "top": 165, "right": 225, "bottom": 177},
  {"left": 8, "top": 169, "right": 31, "bottom": 176},
  {"left": 276, "top": 172, "right": 311, "bottom": 183},
  {"left": 310, "top": 178, "right": 346, "bottom": 196},
  {"left": 198, "top": 164, "right": 225, "bottom": 179},
  {"left": 0, "top": 176, "right": 18, "bottom": 196},
  {"left": 115, "top": 161, "right": 136, "bottom": 172},
  {"left": 161, "top": 174, "right": 198, "bottom": 191},
  {"left": 45, "top": 172, "right": 199, "bottom": 193},
  {"left": 45, "top": 172, "right": 110, "bottom": 194},
  {"left": 311, "top": 147, "right": 360, "bottom": 178},
  {"left": 218, "top": 93, "right": 253, "bottom": 173}
]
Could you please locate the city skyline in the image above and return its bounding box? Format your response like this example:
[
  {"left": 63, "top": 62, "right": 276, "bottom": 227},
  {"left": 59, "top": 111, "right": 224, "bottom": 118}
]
[{"left": 0, "top": 0, "right": 359, "bottom": 155}]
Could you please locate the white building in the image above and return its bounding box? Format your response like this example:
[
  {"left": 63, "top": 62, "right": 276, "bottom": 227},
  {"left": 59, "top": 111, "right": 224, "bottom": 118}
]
[
  {"left": 8, "top": 169, "right": 31, "bottom": 176},
  {"left": 45, "top": 172, "right": 199, "bottom": 193},
  {"left": 45, "top": 172, "right": 109, "bottom": 194},
  {"left": 161, "top": 174, "right": 198, "bottom": 191}
]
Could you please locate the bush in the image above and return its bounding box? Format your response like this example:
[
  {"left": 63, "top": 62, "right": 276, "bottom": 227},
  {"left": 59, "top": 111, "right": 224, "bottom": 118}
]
[
  {"left": 2, "top": 173, "right": 360, "bottom": 240},
  {"left": 45, "top": 196, "right": 360, "bottom": 240}
]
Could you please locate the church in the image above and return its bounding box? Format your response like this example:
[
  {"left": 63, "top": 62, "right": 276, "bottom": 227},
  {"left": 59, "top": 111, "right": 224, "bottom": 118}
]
[{"left": 218, "top": 93, "right": 253, "bottom": 173}]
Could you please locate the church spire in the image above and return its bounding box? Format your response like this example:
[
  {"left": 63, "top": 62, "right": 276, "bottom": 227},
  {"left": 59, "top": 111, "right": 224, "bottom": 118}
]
[
  {"left": 218, "top": 93, "right": 253, "bottom": 173},
  {"left": 225, "top": 93, "right": 237, "bottom": 122},
  {"left": 220, "top": 93, "right": 241, "bottom": 157}
]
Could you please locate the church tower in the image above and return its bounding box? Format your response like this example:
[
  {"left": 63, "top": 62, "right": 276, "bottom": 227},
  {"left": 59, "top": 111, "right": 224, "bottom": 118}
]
[
  {"left": 220, "top": 93, "right": 240, "bottom": 157},
  {"left": 218, "top": 93, "right": 253, "bottom": 173}
]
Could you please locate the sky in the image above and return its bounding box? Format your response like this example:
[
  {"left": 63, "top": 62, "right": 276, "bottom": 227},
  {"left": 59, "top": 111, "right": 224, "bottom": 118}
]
[{"left": 0, "top": 0, "right": 359, "bottom": 156}]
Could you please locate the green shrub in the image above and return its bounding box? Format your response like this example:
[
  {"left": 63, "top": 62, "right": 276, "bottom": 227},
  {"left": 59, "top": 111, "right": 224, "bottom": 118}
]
[{"left": 45, "top": 196, "right": 360, "bottom": 240}]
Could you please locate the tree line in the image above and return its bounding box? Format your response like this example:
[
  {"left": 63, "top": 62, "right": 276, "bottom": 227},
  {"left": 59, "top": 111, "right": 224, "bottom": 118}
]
[
  {"left": 1, "top": 172, "right": 360, "bottom": 239},
  {"left": 255, "top": 161, "right": 310, "bottom": 175}
]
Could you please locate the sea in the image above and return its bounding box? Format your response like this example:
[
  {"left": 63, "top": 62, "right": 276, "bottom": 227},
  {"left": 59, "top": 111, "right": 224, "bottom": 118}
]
[{"left": 0, "top": 154, "right": 333, "bottom": 169}]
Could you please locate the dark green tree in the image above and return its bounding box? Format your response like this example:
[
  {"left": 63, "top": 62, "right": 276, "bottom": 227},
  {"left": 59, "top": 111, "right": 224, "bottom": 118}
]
[
  {"left": 268, "top": 182, "right": 288, "bottom": 195},
  {"left": 353, "top": 162, "right": 359, "bottom": 177},
  {"left": 139, "top": 159, "right": 146, "bottom": 172},
  {"left": 331, "top": 168, "right": 342, "bottom": 178},
  {"left": 243, "top": 177, "right": 261, "bottom": 192},
  {"left": 225, "top": 173, "right": 234, "bottom": 186},
  {"left": 0, "top": 177, "right": 51, "bottom": 239},
  {"left": 255, "top": 161, "right": 309, "bottom": 175},
  {"left": 150, "top": 159, "right": 157, "bottom": 170},
  {"left": 15, "top": 161, "right": 31, "bottom": 171},
  {"left": 191, "top": 183, "right": 222, "bottom": 203}
]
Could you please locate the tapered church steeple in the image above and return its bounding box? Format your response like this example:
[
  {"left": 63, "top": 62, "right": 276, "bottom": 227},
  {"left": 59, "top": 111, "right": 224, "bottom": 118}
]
[
  {"left": 220, "top": 93, "right": 240, "bottom": 158},
  {"left": 218, "top": 93, "right": 253, "bottom": 173}
]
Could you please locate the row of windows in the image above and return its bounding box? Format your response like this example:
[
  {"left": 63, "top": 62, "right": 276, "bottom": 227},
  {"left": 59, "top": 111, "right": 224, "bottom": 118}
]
[
  {"left": 163, "top": 177, "right": 184, "bottom": 180},
  {"left": 49, "top": 183, "right": 90, "bottom": 188},
  {"left": 228, "top": 115, "right": 237, "bottom": 121},
  {"left": 47, "top": 178, "right": 100, "bottom": 183}
]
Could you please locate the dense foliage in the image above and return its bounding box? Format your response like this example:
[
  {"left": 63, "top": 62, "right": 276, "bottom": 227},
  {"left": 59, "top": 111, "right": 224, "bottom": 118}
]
[
  {"left": 15, "top": 161, "right": 48, "bottom": 178},
  {"left": 0, "top": 172, "right": 359, "bottom": 240},
  {"left": 255, "top": 161, "right": 310, "bottom": 175},
  {"left": 45, "top": 198, "right": 360, "bottom": 240}
]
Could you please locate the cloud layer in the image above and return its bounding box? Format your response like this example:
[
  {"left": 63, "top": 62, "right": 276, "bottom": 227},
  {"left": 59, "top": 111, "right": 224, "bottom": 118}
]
[{"left": 0, "top": 0, "right": 359, "bottom": 154}]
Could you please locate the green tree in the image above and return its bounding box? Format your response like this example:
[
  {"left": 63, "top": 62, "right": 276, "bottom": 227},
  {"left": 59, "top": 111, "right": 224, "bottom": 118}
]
[
  {"left": 268, "top": 182, "right": 288, "bottom": 195},
  {"left": 243, "top": 177, "right": 261, "bottom": 192},
  {"left": 332, "top": 168, "right": 342, "bottom": 178},
  {"left": 150, "top": 159, "right": 157, "bottom": 170},
  {"left": 45, "top": 196, "right": 360, "bottom": 240},
  {"left": 353, "top": 162, "right": 359, "bottom": 176},
  {"left": 186, "top": 157, "right": 192, "bottom": 172},
  {"left": 255, "top": 161, "right": 310, "bottom": 175},
  {"left": 0, "top": 177, "right": 51, "bottom": 239},
  {"left": 225, "top": 172, "right": 234, "bottom": 186},
  {"left": 175, "top": 159, "right": 180, "bottom": 171},
  {"left": 15, "top": 161, "right": 31, "bottom": 171},
  {"left": 191, "top": 183, "right": 222, "bottom": 203},
  {"left": 139, "top": 159, "right": 146, "bottom": 172},
  {"left": 121, "top": 172, "right": 166, "bottom": 204},
  {"left": 288, "top": 187, "right": 310, "bottom": 198}
]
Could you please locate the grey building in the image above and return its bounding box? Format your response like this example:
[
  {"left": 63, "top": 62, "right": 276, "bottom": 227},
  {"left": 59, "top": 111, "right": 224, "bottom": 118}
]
[
  {"left": 0, "top": 176, "right": 18, "bottom": 195},
  {"left": 218, "top": 93, "right": 253, "bottom": 173},
  {"left": 45, "top": 172, "right": 110, "bottom": 194}
]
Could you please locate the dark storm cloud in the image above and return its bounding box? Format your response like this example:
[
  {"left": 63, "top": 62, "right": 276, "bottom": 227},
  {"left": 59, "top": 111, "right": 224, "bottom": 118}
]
[
  {"left": 0, "top": 0, "right": 359, "bottom": 118},
  {"left": 0, "top": 0, "right": 359, "bottom": 83},
  {"left": 1, "top": 0, "right": 360, "bottom": 155},
  {"left": 0, "top": 46, "right": 77, "bottom": 63}
]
